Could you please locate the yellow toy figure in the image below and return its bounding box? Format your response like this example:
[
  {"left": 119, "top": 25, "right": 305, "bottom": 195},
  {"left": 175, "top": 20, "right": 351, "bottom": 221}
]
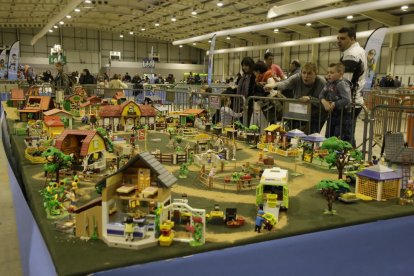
[{"left": 123, "top": 216, "right": 135, "bottom": 242}]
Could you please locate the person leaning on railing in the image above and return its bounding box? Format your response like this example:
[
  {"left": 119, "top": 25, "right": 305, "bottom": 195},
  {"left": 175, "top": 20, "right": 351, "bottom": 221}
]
[{"left": 265, "top": 62, "right": 327, "bottom": 134}]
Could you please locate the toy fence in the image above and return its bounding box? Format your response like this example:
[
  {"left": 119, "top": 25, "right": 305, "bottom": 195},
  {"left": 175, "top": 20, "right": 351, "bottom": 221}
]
[
  {"left": 152, "top": 152, "right": 187, "bottom": 165},
  {"left": 198, "top": 170, "right": 258, "bottom": 192}
]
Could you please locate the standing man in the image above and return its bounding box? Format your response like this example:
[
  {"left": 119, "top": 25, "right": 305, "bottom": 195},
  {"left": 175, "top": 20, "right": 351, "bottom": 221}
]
[
  {"left": 337, "top": 27, "right": 367, "bottom": 147},
  {"left": 288, "top": 59, "right": 301, "bottom": 77},
  {"left": 54, "top": 61, "right": 70, "bottom": 94},
  {"left": 263, "top": 52, "right": 286, "bottom": 81}
]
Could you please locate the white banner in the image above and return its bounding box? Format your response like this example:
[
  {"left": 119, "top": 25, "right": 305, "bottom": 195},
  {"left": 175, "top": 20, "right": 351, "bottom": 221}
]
[
  {"left": 0, "top": 49, "right": 8, "bottom": 79},
  {"left": 364, "top": 27, "right": 387, "bottom": 90},
  {"left": 207, "top": 34, "right": 216, "bottom": 85},
  {"left": 7, "top": 41, "right": 20, "bottom": 80}
]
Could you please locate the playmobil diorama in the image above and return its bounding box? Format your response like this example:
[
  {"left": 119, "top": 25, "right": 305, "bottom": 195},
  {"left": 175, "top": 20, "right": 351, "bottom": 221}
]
[{"left": 3, "top": 90, "right": 414, "bottom": 276}]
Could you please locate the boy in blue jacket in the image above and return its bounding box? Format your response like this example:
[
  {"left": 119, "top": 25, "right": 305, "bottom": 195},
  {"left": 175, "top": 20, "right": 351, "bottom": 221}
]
[{"left": 319, "top": 63, "right": 352, "bottom": 143}]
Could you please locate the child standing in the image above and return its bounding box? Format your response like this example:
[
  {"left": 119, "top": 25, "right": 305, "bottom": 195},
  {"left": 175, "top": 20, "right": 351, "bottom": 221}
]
[
  {"left": 220, "top": 97, "right": 242, "bottom": 127},
  {"left": 319, "top": 63, "right": 352, "bottom": 143}
]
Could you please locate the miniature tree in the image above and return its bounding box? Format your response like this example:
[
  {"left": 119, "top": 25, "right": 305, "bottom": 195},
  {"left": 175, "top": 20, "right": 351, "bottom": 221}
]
[
  {"left": 321, "top": 137, "right": 363, "bottom": 179},
  {"left": 248, "top": 124, "right": 259, "bottom": 133},
  {"left": 178, "top": 163, "right": 189, "bottom": 178},
  {"left": 316, "top": 179, "right": 350, "bottom": 215},
  {"left": 96, "top": 127, "right": 114, "bottom": 152},
  {"left": 42, "top": 147, "right": 73, "bottom": 183}
]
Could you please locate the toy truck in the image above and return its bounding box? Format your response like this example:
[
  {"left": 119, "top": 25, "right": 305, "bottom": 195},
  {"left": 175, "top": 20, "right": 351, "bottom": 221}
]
[{"left": 256, "top": 167, "right": 289, "bottom": 221}]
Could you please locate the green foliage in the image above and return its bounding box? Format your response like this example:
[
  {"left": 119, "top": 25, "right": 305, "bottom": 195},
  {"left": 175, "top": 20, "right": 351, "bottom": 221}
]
[
  {"left": 42, "top": 147, "right": 73, "bottom": 181},
  {"left": 63, "top": 100, "right": 71, "bottom": 111},
  {"left": 231, "top": 172, "right": 243, "bottom": 182},
  {"left": 96, "top": 127, "right": 107, "bottom": 137},
  {"left": 316, "top": 179, "right": 350, "bottom": 192},
  {"left": 248, "top": 124, "right": 259, "bottom": 133}
]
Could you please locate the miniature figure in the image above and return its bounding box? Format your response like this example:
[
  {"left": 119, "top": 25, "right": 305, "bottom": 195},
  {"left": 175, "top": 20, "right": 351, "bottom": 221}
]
[
  {"left": 372, "top": 155, "right": 379, "bottom": 165},
  {"left": 129, "top": 134, "right": 136, "bottom": 148},
  {"left": 255, "top": 210, "right": 266, "bottom": 233},
  {"left": 209, "top": 166, "right": 216, "bottom": 177},
  {"left": 123, "top": 216, "right": 135, "bottom": 242}
]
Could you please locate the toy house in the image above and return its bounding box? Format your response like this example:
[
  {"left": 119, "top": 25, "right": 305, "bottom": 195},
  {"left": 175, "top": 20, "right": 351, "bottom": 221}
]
[
  {"left": 9, "top": 88, "right": 25, "bottom": 108},
  {"left": 383, "top": 132, "right": 414, "bottom": 189},
  {"left": 390, "top": 147, "right": 414, "bottom": 189},
  {"left": 263, "top": 124, "right": 285, "bottom": 143},
  {"left": 54, "top": 129, "right": 108, "bottom": 171},
  {"left": 43, "top": 108, "right": 74, "bottom": 129},
  {"left": 74, "top": 197, "right": 102, "bottom": 239},
  {"left": 43, "top": 116, "right": 64, "bottom": 138},
  {"left": 355, "top": 164, "right": 402, "bottom": 201},
  {"left": 79, "top": 96, "right": 102, "bottom": 117},
  {"left": 99, "top": 101, "right": 156, "bottom": 132},
  {"left": 180, "top": 109, "right": 207, "bottom": 127},
  {"left": 65, "top": 94, "right": 85, "bottom": 110},
  {"left": 137, "top": 104, "right": 156, "bottom": 128},
  {"left": 94, "top": 152, "right": 177, "bottom": 249},
  {"left": 19, "top": 96, "right": 54, "bottom": 122}
]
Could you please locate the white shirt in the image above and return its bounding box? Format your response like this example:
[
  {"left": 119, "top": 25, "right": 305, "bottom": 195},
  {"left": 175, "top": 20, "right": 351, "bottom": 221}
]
[{"left": 340, "top": 42, "right": 367, "bottom": 106}]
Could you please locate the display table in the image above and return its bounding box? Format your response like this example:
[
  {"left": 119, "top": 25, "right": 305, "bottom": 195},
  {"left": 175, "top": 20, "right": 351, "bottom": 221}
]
[{"left": 2, "top": 109, "right": 414, "bottom": 275}]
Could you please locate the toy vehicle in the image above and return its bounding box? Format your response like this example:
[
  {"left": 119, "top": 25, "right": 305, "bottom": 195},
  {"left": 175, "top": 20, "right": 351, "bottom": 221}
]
[
  {"left": 256, "top": 167, "right": 289, "bottom": 213},
  {"left": 262, "top": 212, "right": 277, "bottom": 231}
]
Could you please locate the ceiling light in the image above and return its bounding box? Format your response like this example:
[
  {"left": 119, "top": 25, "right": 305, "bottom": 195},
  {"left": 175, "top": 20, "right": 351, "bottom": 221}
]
[
  {"left": 74, "top": 8, "right": 80, "bottom": 12},
  {"left": 208, "top": 40, "right": 212, "bottom": 43},
  {"left": 171, "top": 15, "right": 177, "bottom": 22},
  {"left": 226, "top": 36, "right": 230, "bottom": 40},
  {"left": 273, "top": 28, "right": 279, "bottom": 33},
  {"left": 129, "top": 31, "right": 134, "bottom": 35},
  {"left": 267, "top": 0, "right": 341, "bottom": 19},
  {"left": 85, "top": 0, "right": 92, "bottom": 3},
  {"left": 155, "top": 22, "right": 160, "bottom": 27},
  {"left": 217, "top": 0, "right": 224, "bottom": 7},
  {"left": 306, "top": 22, "right": 312, "bottom": 26},
  {"left": 141, "top": 27, "right": 146, "bottom": 31},
  {"left": 53, "top": 25, "right": 58, "bottom": 29},
  {"left": 401, "top": 5, "right": 408, "bottom": 11},
  {"left": 66, "top": 15, "right": 72, "bottom": 19},
  {"left": 179, "top": 45, "right": 183, "bottom": 48},
  {"left": 120, "top": 34, "right": 123, "bottom": 38},
  {"left": 193, "top": 42, "right": 197, "bottom": 45},
  {"left": 59, "top": 21, "right": 64, "bottom": 25},
  {"left": 191, "top": 9, "right": 197, "bottom": 15},
  {"left": 48, "top": 30, "right": 53, "bottom": 33},
  {"left": 347, "top": 15, "right": 353, "bottom": 19}
]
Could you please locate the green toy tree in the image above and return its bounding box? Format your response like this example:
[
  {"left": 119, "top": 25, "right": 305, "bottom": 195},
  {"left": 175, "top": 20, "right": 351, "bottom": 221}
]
[
  {"left": 96, "top": 127, "right": 114, "bottom": 152},
  {"left": 248, "top": 124, "right": 259, "bottom": 133},
  {"left": 321, "top": 137, "right": 363, "bottom": 179},
  {"left": 42, "top": 147, "right": 73, "bottom": 183},
  {"left": 316, "top": 179, "right": 350, "bottom": 215}
]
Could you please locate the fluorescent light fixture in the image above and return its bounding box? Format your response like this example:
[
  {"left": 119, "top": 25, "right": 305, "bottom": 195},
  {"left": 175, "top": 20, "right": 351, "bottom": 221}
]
[
  {"left": 155, "top": 22, "right": 160, "bottom": 26},
  {"left": 74, "top": 8, "right": 80, "bottom": 12},
  {"left": 401, "top": 5, "right": 408, "bottom": 11},
  {"left": 85, "top": 0, "right": 92, "bottom": 3},
  {"left": 59, "top": 21, "right": 64, "bottom": 25},
  {"left": 179, "top": 45, "right": 183, "bottom": 48},
  {"left": 141, "top": 27, "right": 146, "bottom": 31},
  {"left": 347, "top": 15, "right": 353, "bottom": 19},
  {"left": 273, "top": 28, "right": 279, "bottom": 33},
  {"left": 120, "top": 34, "right": 123, "bottom": 38},
  {"left": 267, "top": 0, "right": 342, "bottom": 19},
  {"left": 174, "top": 0, "right": 407, "bottom": 46},
  {"left": 306, "top": 22, "right": 312, "bottom": 26},
  {"left": 191, "top": 9, "right": 197, "bottom": 15},
  {"left": 48, "top": 30, "right": 53, "bottom": 33},
  {"left": 53, "top": 25, "right": 58, "bottom": 29},
  {"left": 226, "top": 35, "right": 230, "bottom": 40},
  {"left": 66, "top": 15, "right": 72, "bottom": 19},
  {"left": 129, "top": 31, "right": 134, "bottom": 35},
  {"left": 217, "top": 1, "right": 223, "bottom": 7}
]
